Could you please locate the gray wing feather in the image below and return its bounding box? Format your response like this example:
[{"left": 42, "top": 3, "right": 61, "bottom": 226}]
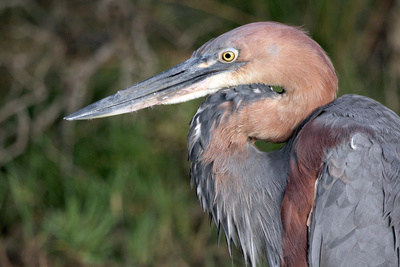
[{"left": 309, "top": 132, "right": 399, "bottom": 267}]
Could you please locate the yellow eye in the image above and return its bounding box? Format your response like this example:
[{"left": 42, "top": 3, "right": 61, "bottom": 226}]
[{"left": 220, "top": 51, "right": 236, "bottom": 62}]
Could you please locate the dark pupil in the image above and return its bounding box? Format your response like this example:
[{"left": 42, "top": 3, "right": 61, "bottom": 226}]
[{"left": 225, "top": 53, "right": 231, "bottom": 59}]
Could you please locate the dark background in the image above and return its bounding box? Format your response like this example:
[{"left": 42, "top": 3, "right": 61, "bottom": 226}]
[{"left": 1, "top": 0, "right": 399, "bottom": 266}]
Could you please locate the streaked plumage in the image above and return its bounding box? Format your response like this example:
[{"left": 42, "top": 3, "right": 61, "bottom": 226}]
[{"left": 187, "top": 84, "right": 288, "bottom": 266}]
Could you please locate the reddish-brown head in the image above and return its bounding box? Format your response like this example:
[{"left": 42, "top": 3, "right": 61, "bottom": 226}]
[{"left": 66, "top": 22, "right": 338, "bottom": 143}]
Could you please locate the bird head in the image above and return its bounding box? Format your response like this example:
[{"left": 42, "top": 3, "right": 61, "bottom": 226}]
[{"left": 65, "top": 22, "right": 337, "bottom": 141}]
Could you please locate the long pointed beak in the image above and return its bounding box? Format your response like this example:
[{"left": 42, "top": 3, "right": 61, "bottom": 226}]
[{"left": 64, "top": 55, "right": 245, "bottom": 121}]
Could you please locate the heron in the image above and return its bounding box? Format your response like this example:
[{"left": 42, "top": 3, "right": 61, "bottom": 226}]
[{"left": 65, "top": 22, "right": 400, "bottom": 266}]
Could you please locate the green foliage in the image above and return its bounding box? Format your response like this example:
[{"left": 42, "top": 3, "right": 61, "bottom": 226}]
[{"left": 1, "top": 0, "right": 398, "bottom": 266}]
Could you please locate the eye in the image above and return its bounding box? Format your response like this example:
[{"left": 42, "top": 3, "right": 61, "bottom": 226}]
[{"left": 220, "top": 50, "right": 237, "bottom": 63}]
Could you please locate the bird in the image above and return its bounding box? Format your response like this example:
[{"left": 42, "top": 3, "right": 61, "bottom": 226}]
[{"left": 65, "top": 22, "right": 400, "bottom": 267}]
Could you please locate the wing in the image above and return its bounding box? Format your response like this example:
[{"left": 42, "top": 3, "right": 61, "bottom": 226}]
[{"left": 308, "top": 130, "right": 400, "bottom": 267}]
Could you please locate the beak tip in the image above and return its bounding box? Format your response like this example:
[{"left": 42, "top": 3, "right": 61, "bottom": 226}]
[
  {"left": 63, "top": 111, "right": 90, "bottom": 121},
  {"left": 63, "top": 116, "right": 74, "bottom": 121}
]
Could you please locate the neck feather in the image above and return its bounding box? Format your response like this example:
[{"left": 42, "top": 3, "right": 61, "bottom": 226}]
[{"left": 187, "top": 85, "right": 289, "bottom": 266}]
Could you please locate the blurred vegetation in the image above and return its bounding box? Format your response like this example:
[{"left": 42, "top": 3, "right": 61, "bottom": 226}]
[{"left": 0, "top": 0, "right": 399, "bottom": 266}]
